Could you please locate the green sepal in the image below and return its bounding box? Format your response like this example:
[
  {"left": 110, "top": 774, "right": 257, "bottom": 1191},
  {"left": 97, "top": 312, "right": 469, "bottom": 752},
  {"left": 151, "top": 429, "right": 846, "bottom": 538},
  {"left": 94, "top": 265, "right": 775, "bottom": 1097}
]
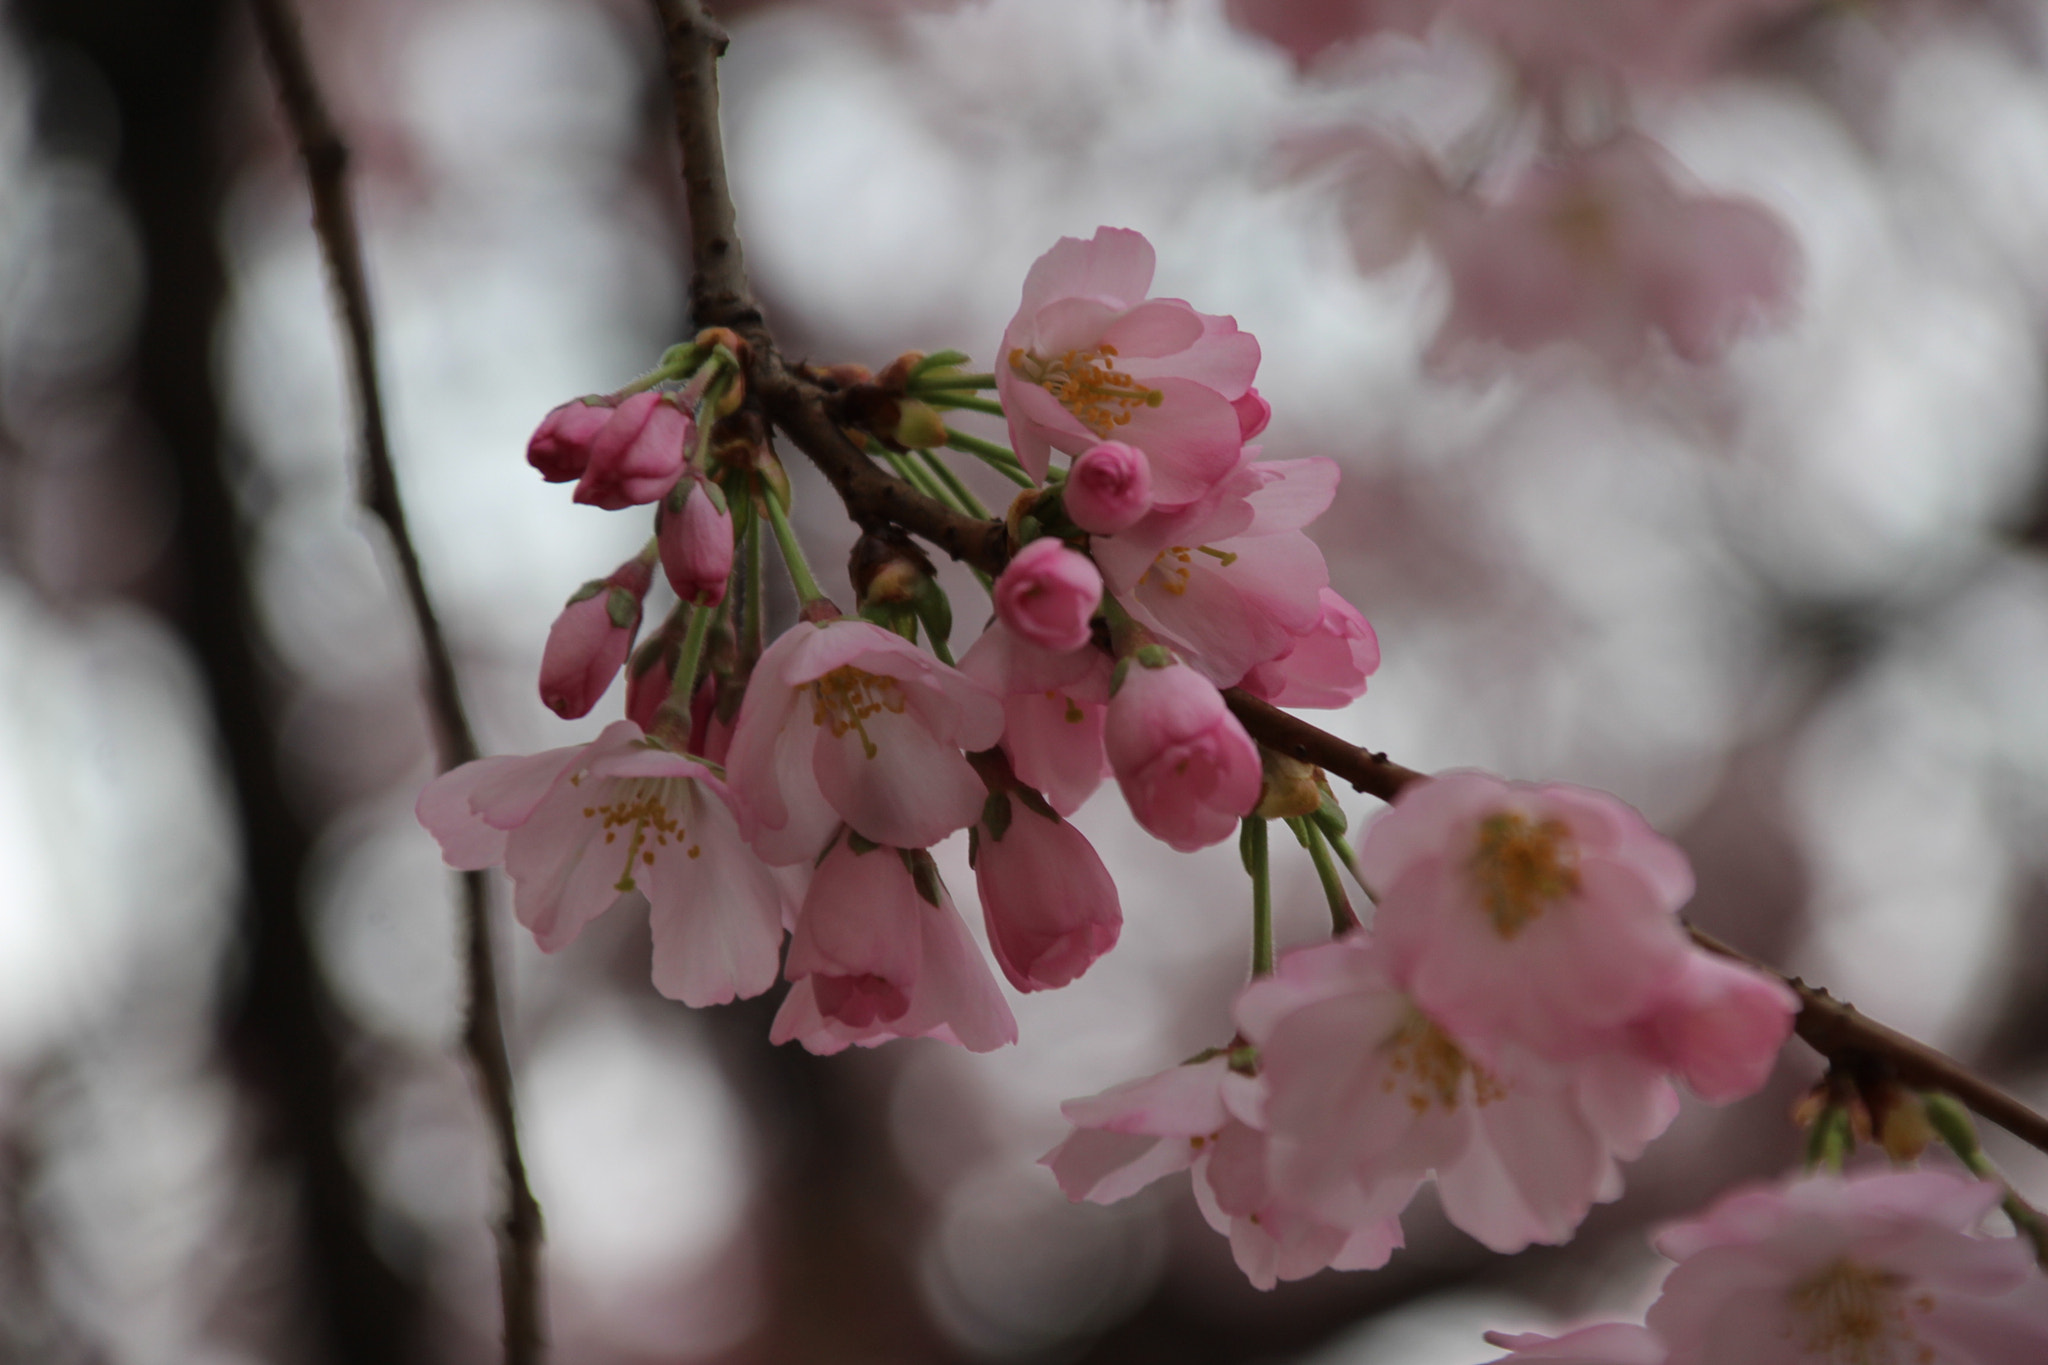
[
  {"left": 1226, "top": 1045, "right": 1260, "bottom": 1077},
  {"left": 1015, "top": 787, "right": 1059, "bottom": 824},
  {"left": 1110, "top": 657, "right": 1131, "bottom": 696},
  {"left": 910, "top": 349, "right": 972, "bottom": 376},
  {"left": 1312, "top": 784, "right": 1348, "bottom": 837},
  {"left": 858, "top": 600, "right": 919, "bottom": 643},
  {"left": 901, "top": 848, "right": 944, "bottom": 907},
  {"left": 564, "top": 579, "right": 606, "bottom": 606},
  {"left": 1133, "top": 643, "right": 1174, "bottom": 670},
  {"left": 845, "top": 830, "right": 881, "bottom": 856},
  {"left": 979, "top": 790, "right": 1013, "bottom": 842},
  {"left": 814, "top": 826, "right": 846, "bottom": 868},
  {"left": 606, "top": 587, "right": 640, "bottom": 629},
  {"left": 966, "top": 824, "right": 980, "bottom": 869},
  {"left": 912, "top": 576, "right": 953, "bottom": 651}
]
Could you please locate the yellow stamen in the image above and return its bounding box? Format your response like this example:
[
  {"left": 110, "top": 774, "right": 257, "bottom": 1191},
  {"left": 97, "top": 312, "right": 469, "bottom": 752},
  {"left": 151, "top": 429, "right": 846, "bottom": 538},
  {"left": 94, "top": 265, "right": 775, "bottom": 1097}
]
[
  {"left": 579, "top": 777, "right": 691, "bottom": 893},
  {"left": 1470, "top": 811, "right": 1579, "bottom": 939},
  {"left": 809, "top": 666, "right": 908, "bottom": 760},
  {"left": 1785, "top": 1259, "right": 1930, "bottom": 1365},
  {"left": 1378, "top": 1010, "right": 1505, "bottom": 1113},
  {"left": 1009, "top": 343, "right": 1163, "bottom": 436}
]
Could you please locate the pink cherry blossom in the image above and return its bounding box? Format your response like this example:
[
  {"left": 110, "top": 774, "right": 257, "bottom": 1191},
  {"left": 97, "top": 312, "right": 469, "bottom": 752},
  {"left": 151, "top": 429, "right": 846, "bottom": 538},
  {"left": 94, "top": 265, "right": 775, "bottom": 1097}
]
[
  {"left": 1040, "top": 1057, "right": 1403, "bottom": 1290},
  {"left": 657, "top": 471, "right": 735, "bottom": 606},
  {"left": 1623, "top": 950, "right": 1796, "bottom": 1104},
  {"left": 972, "top": 791, "right": 1120, "bottom": 992},
  {"left": 958, "top": 620, "right": 1112, "bottom": 817},
  {"left": 1064, "top": 441, "right": 1154, "bottom": 536},
  {"left": 1426, "top": 135, "right": 1797, "bottom": 369},
  {"left": 1482, "top": 1325, "right": 1666, "bottom": 1364},
  {"left": 992, "top": 537, "right": 1102, "bottom": 654},
  {"left": 1239, "top": 933, "right": 1680, "bottom": 1255},
  {"left": 527, "top": 396, "right": 613, "bottom": 483},
  {"left": 1362, "top": 770, "right": 1696, "bottom": 1062},
  {"left": 1647, "top": 1170, "right": 2048, "bottom": 1365},
  {"left": 415, "top": 720, "right": 784, "bottom": 1007},
  {"left": 1093, "top": 451, "right": 1339, "bottom": 687},
  {"left": 538, "top": 557, "right": 652, "bottom": 720},
  {"left": 997, "top": 227, "right": 1260, "bottom": 504},
  {"left": 1103, "top": 654, "right": 1261, "bottom": 852},
  {"left": 771, "top": 837, "right": 1016, "bottom": 1055},
  {"left": 1231, "top": 388, "right": 1271, "bottom": 441},
  {"left": 1239, "top": 587, "right": 1382, "bottom": 708},
  {"left": 725, "top": 618, "right": 1004, "bottom": 864},
  {"left": 573, "top": 389, "right": 694, "bottom": 510}
]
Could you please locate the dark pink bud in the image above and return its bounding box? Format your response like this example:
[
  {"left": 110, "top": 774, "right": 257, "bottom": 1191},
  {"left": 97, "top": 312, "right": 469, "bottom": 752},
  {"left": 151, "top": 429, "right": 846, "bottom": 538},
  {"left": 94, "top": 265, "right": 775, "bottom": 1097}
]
[
  {"left": 993, "top": 537, "right": 1101, "bottom": 653},
  {"left": 538, "top": 558, "right": 653, "bottom": 719},
  {"left": 1231, "top": 387, "right": 1271, "bottom": 441},
  {"left": 527, "top": 397, "right": 614, "bottom": 483},
  {"left": 573, "top": 391, "right": 694, "bottom": 511},
  {"left": 974, "top": 794, "right": 1120, "bottom": 991},
  {"left": 1065, "top": 441, "right": 1154, "bottom": 536},
  {"left": 1104, "top": 655, "right": 1260, "bottom": 852},
  {"left": 658, "top": 473, "right": 735, "bottom": 606}
]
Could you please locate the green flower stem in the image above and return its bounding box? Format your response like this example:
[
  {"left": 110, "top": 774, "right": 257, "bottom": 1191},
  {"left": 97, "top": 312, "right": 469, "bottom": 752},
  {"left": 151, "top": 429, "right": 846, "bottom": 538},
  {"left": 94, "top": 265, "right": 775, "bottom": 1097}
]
[
  {"left": 877, "top": 444, "right": 949, "bottom": 505},
  {"left": 1926, "top": 1094, "right": 2048, "bottom": 1265},
  {"left": 742, "top": 511, "right": 763, "bottom": 666},
  {"left": 908, "top": 373, "right": 998, "bottom": 392},
  {"left": 1805, "top": 1105, "right": 1853, "bottom": 1173},
  {"left": 761, "top": 481, "right": 829, "bottom": 606},
  {"left": 650, "top": 602, "right": 715, "bottom": 736},
  {"left": 1300, "top": 818, "right": 1359, "bottom": 934},
  {"left": 1243, "top": 816, "right": 1274, "bottom": 977},
  {"left": 917, "top": 448, "right": 991, "bottom": 519},
  {"left": 925, "top": 393, "right": 1007, "bottom": 419},
  {"left": 942, "top": 427, "right": 1036, "bottom": 488},
  {"left": 1325, "top": 828, "right": 1378, "bottom": 903}
]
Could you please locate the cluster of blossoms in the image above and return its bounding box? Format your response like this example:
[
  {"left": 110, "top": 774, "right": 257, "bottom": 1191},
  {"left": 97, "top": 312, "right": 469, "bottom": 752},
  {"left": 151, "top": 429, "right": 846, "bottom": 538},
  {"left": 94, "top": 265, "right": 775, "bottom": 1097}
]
[
  {"left": 416, "top": 223, "right": 2048, "bottom": 1333},
  {"left": 1045, "top": 771, "right": 1799, "bottom": 1286}
]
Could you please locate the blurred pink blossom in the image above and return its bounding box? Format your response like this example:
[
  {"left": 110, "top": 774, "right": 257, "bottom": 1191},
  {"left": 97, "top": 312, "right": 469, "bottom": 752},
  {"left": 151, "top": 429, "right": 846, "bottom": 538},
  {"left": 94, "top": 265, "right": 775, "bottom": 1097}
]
[
  {"left": 1239, "top": 586, "right": 1382, "bottom": 708},
  {"left": 773, "top": 838, "right": 1017, "bottom": 1054},
  {"left": 1648, "top": 1170, "right": 2048, "bottom": 1364},
  {"left": 416, "top": 720, "right": 784, "bottom": 1007},
  {"left": 993, "top": 537, "right": 1103, "bottom": 654},
  {"left": 726, "top": 618, "right": 1004, "bottom": 863},
  {"left": 1103, "top": 654, "right": 1261, "bottom": 851},
  {"left": 997, "top": 226, "right": 1259, "bottom": 503},
  {"left": 1482, "top": 1324, "right": 1666, "bottom": 1364},
  {"left": 1426, "top": 136, "right": 1797, "bottom": 367}
]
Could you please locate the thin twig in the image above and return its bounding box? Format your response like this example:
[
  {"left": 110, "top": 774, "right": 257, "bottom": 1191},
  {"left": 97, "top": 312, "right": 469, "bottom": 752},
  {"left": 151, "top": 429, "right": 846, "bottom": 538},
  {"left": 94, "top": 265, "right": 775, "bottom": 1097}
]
[
  {"left": 246, "top": 1, "right": 545, "bottom": 1357},
  {"left": 643, "top": 0, "right": 2048, "bottom": 1163}
]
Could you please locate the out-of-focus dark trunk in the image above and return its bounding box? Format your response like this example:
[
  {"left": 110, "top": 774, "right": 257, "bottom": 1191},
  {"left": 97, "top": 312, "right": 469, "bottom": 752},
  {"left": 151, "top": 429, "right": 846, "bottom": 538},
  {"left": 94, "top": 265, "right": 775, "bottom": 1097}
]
[{"left": 3, "top": 1, "right": 426, "bottom": 1359}]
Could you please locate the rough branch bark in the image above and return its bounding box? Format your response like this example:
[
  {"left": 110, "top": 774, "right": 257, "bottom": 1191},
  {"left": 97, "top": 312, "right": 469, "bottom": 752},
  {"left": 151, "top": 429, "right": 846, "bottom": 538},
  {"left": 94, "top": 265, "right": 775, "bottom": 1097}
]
[
  {"left": 646, "top": 0, "right": 2048, "bottom": 1162},
  {"left": 247, "top": 0, "right": 545, "bottom": 1358}
]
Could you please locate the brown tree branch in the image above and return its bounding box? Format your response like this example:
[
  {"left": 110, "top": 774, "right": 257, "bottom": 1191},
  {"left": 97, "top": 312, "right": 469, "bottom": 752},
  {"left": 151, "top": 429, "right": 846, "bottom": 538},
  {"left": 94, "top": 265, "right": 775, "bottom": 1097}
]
[
  {"left": 246, "top": 1, "right": 545, "bottom": 1358},
  {"left": 646, "top": 0, "right": 2048, "bottom": 1164}
]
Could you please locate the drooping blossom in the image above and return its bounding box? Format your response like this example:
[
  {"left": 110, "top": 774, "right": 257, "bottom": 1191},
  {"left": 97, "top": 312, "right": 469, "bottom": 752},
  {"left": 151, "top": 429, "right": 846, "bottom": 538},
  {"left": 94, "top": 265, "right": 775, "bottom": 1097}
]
[
  {"left": 726, "top": 618, "right": 1004, "bottom": 863},
  {"left": 772, "top": 837, "right": 1017, "bottom": 1054},
  {"left": 958, "top": 620, "right": 1112, "bottom": 817},
  {"left": 1239, "top": 587, "right": 1382, "bottom": 708},
  {"left": 1481, "top": 1325, "right": 1666, "bottom": 1364},
  {"left": 1064, "top": 440, "right": 1154, "bottom": 536},
  {"left": 574, "top": 389, "right": 694, "bottom": 510},
  {"left": 971, "top": 790, "right": 1120, "bottom": 992},
  {"left": 1041, "top": 1057, "right": 1404, "bottom": 1290},
  {"left": 658, "top": 471, "right": 735, "bottom": 606},
  {"left": 1362, "top": 770, "right": 1697, "bottom": 1062},
  {"left": 1240, "top": 933, "right": 1681, "bottom": 1255},
  {"left": 997, "top": 227, "right": 1260, "bottom": 503},
  {"left": 416, "top": 720, "right": 784, "bottom": 1007},
  {"left": 1643, "top": 1170, "right": 2048, "bottom": 1365},
  {"left": 538, "top": 557, "right": 653, "bottom": 720},
  {"left": 992, "top": 537, "right": 1102, "bottom": 654},
  {"left": 1093, "top": 450, "right": 1339, "bottom": 687},
  {"left": 527, "top": 396, "right": 613, "bottom": 483},
  {"left": 1103, "top": 653, "right": 1261, "bottom": 852},
  {"left": 1622, "top": 949, "right": 1797, "bottom": 1104},
  {"left": 1425, "top": 136, "right": 1797, "bottom": 368}
]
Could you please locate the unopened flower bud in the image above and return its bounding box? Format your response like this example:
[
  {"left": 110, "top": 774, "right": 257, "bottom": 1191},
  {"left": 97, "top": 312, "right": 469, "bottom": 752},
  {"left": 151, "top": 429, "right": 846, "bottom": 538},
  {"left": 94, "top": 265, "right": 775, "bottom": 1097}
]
[
  {"left": 1255, "top": 748, "right": 1322, "bottom": 820},
  {"left": 994, "top": 537, "right": 1101, "bottom": 653},
  {"left": 1105, "top": 655, "right": 1261, "bottom": 851},
  {"left": 574, "top": 390, "right": 692, "bottom": 510},
  {"left": 540, "top": 557, "right": 653, "bottom": 719},
  {"left": 851, "top": 529, "right": 936, "bottom": 607},
  {"left": 1878, "top": 1089, "right": 1935, "bottom": 1162},
  {"left": 527, "top": 397, "right": 613, "bottom": 483},
  {"left": 1064, "top": 441, "right": 1153, "bottom": 535},
  {"left": 659, "top": 473, "right": 735, "bottom": 606},
  {"left": 894, "top": 399, "right": 949, "bottom": 451}
]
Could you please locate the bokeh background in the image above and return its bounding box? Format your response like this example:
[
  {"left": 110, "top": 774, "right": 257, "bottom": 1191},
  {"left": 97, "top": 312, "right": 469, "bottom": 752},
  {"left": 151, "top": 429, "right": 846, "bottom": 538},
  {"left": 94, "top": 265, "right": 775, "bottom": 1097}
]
[{"left": 4, "top": 0, "right": 2048, "bottom": 1360}]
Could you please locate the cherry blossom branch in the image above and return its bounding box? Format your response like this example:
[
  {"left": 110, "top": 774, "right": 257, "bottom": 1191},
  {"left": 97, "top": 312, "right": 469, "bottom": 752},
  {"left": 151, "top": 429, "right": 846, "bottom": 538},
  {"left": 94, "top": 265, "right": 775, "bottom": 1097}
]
[
  {"left": 246, "top": 1, "right": 545, "bottom": 1357},
  {"left": 644, "top": 0, "right": 2048, "bottom": 1164}
]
